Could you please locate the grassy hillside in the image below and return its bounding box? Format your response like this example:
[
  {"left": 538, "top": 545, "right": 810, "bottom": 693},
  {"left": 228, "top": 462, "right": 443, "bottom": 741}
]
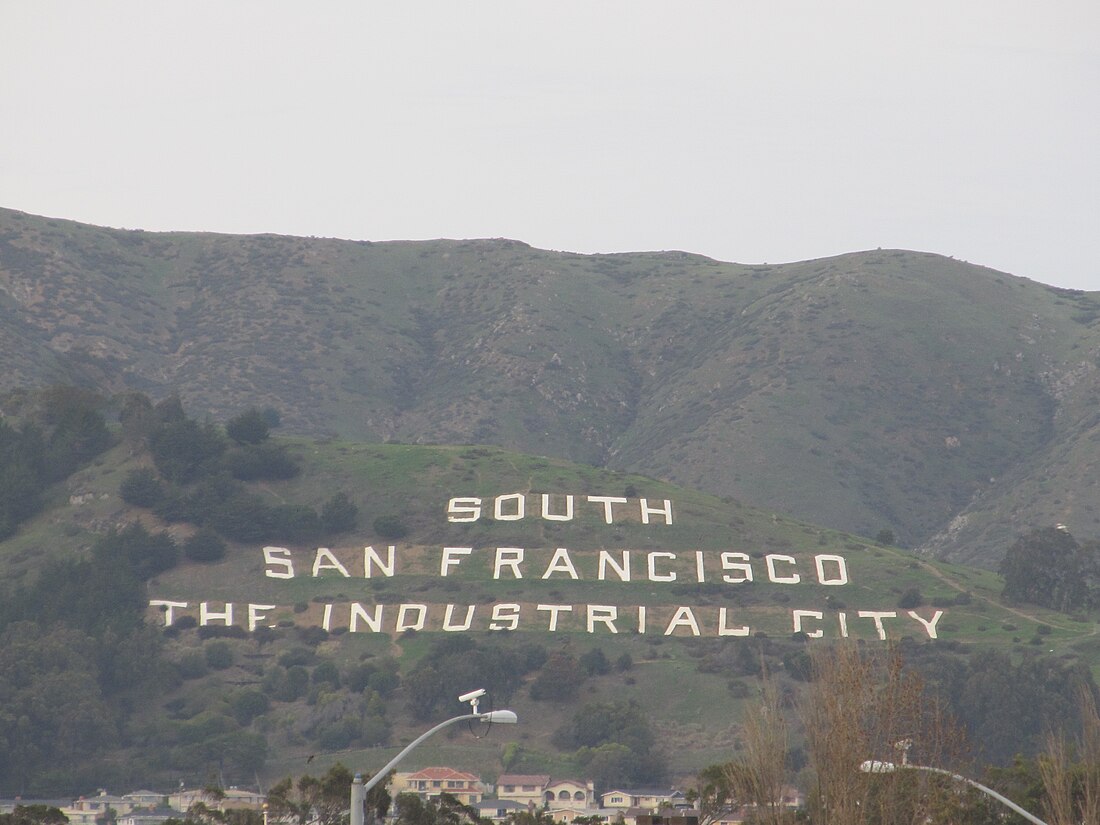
[
  {"left": 5, "top": 432, "right": 1097, "bottom": 789},
  {"left": 3, "top": 207, "right": 1100, "bottom": 568}
]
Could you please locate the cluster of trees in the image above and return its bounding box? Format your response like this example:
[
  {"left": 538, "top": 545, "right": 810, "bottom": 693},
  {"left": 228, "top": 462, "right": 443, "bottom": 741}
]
[
  {"left": 1000, "top": 526, "right": 1100, "bottom": 612},
  {"left": 687, "top": 630, "right": 1100, "bottom": 772},
  {"left": 690, "top": 644, "right": 1100, "bottom": 825},
  {"left": 552, "top": 700, "right": 664, "bottom": 788},
  {"left": 117, "top": 396, "right": 358, "bottom": 545},
  {"left": 267, "top": 764, "right": 389, "bottom": 825},
  {"left": 0, "top": 807, "right": 69, "bottom": 825},
  {"left": 256, "top": 648, "right": 399, "bottom": 750},
  {"left": 0, "top": 525, "right": 183, "bottom": 793},
  {"left": 403, "top": 636, "right": 538, "bottom": 721},
  {"left": 0, "top": 386, "right": 112, "bottom": 539}
]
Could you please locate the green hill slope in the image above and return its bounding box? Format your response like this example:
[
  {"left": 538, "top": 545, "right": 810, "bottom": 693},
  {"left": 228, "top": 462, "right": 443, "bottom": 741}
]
[
  {"left": 3, "top": 207, "right": 1100, "bottom": 567},
  {"left": 4, "top": 430, "right": 1096, "bottom": 790}
]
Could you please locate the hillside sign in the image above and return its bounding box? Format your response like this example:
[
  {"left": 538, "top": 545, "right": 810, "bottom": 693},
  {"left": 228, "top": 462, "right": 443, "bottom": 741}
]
[{"left": 149, "top": 493, "right": 945, "bottom": 640}]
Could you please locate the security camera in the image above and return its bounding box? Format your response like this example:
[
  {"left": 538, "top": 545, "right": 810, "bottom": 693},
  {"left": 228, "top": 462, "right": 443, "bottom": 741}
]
[{"left": 458, "top": 688, "right": 486, "bottom": 704}]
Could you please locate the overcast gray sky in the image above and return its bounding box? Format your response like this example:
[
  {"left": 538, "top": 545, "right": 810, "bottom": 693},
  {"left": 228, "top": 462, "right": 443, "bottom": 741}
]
[{"left": 3, "top": 1, "right": 1098, "bottom": 290}]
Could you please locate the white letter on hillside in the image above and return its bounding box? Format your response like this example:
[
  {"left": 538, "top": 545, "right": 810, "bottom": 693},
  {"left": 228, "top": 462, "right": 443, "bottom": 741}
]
[
  {"left": 447, "top": 497, "right": 481, "bottom": 522},
  {"left": 248, "top": 604, "right": 276, "bottom": 631},
  {"left": 766, "top": 554, "right": 800, "bottom": 584},
  {"left": 721, "top": 552, "right": 753, "bottom": 583},
  {"left": 639, "top": 498, "right": 673, "bottom": 525},
  {"left": 489, "top": 603, "right": 521, "bottom": 631},
  {"left": 718, "top": 608, "right": 750, "bottom": 637},
  {"left": 588, "top": 495, "right": 628, "bottom": 524},
  {"left": 349, "top": 603, "right": 383, "bottom": 633},
  {"left": 598, "top": 550, "right": 631, "bottom": 582},
  {"left": 263, "top": 546, "right": 295, "bottom": 579},
  {"left": 908, "top": 610, "right": 944, "bottom": 639},
  {"left": 312, "top": 548, "right": 350, "bottom": 578},
  {"left": 542, "top": 494, "right": 574, "bottom": 521},
  {"left": 858, "top": 611, "right": 897, "bottom": 640},
  {"left": 588, "top": 605, "right": 619, "bottom": 633},
  {"left": 364, "top": 545, "right": 396, "bottom": 577},
  {"left": 542, "top": 548, "right": 580, "bottom": 579},
  {"left": 200, "top": 602, "right": 233, "bottom": 627},
  {"left": 537, "top": 604, "right": 573, "bottom": 631},
  {"left": 494, "top": 547, "right": 524, "bottom": 579},
  {"left": 150, "top": 600, "right": 188, "bottom": 626},
  {"left": 664, "top": 606, "right": 701, "bottom": 636},
  {"left": 396, "top": 604, "right": 427, "bottom": 632},
  {"left": 647, "top": 552, "right": 677, "bottom": 582},
  {"left": 441, "top": 547, "right": 472, "bottom": 576},
  {"left": 792, "top": 609, "right": 824, "bottom": 638},
  {"left": 814, "top": 554, "right": 849, "bottom": 585},
  {"left": 443, "top": 604, "right": 476, "bottom": 632},
  {"left": 495, "top": 493, "right": 525, "bottom": 521}
]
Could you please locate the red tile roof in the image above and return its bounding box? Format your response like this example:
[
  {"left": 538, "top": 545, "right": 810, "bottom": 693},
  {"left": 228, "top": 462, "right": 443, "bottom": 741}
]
[
  {"left": 497, "top": 775, "right": 551, "bottom": 787},
  {"left": 406, "top": 768, "right": 480, "bottom": 782}
]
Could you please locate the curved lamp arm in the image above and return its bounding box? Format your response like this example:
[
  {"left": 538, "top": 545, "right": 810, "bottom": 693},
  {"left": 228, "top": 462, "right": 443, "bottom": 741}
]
[
  {"left": 860, "top": 760, "right": 1048, "bottom": 825},
  {"left": 350, "top": 709, "right": 518, "bottom": 825}
]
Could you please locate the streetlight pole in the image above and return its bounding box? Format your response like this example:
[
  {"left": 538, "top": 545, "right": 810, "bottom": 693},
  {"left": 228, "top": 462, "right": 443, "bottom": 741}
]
[
  {"left": 860, "top": 760, "right": 1049, "bottom": 825},
  {"left": 350, "top": 693, "right": 517, "bottom": 825}
]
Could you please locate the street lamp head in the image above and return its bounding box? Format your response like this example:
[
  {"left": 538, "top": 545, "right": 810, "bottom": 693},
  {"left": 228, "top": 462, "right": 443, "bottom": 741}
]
[
  {"left": 860, "top": 760, "right": 897, "bottom": 774},
  {"left": 481, "top": 709, "right": 518, "bottom": 724}
]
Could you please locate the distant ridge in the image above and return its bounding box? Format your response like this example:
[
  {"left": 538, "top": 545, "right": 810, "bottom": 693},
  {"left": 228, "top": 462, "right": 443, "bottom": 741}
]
[{"left": 2, "top": 206, "right": 1099, "bottom": 566}]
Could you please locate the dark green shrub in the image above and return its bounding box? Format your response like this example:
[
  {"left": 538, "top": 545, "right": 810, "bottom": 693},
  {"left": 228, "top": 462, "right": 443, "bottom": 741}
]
[
  {"left": 232, "top": 690, "right": 270, "bottom": 726},
  {"left": 321, "top": 492, "right": 358, "bottom": 535},
  {"left": 177, "top": 651, "right": 208, "bottom": 680},
  {"left": 184, "top": 528, "right": 227, "bottom": 563},
  {"left": 373, "top": 514, "right": 408, "bottom": 539},
  {"left": 311, "top": 661, "right": 341, "bottom": 688},
  {"left": 279, "top": 647, "right": 316, "bottom": 668},
  {"left": 898, "top": 588, "right": 924, "bottom": 609},
  {"left": 204, "top": 641, "right": 234, "bottom": 670},
  {"left": 226, "top": 443, "right": 299, "bottom": 480},
  {"left": 580, "top": 648, "right": 611, "bottom": 676},
  {"left": 226, "top": 408, "right": 270, "bottom": 444},
  {"left": 119, "top": 468, "right": 164, "bottom": 507}
]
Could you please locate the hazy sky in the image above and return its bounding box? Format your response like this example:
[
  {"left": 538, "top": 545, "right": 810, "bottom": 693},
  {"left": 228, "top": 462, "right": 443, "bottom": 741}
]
[{"left": 3, "top": 1, "right": 1098, "bottom": 290}]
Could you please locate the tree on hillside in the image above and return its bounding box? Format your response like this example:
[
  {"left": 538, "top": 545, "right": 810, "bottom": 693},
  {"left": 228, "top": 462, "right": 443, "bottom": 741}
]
[
  {"left": 1000, "top": 526, "right": 1100, "bottom": 611},
  {"left": 184, "top": 528, "right": 227, "bottom": 563},
  {"left": 404, "top": 637, "right": 523, "bottom": 720},
  {"left": 150, "top": 418, "right": 226, "bottom": 483},
  {"left": 118, "top": 392, "right": 156, "bottom": 447},
  {"left": 529, "top": 651, "right": 584, "bottom": 702},
  {"left": 553, "top": 700, "right": 664, "bottom": 788},
  {"left": 0, "top": 388, "right": 112, "bottom": 538},
  {"left": 321, "top": 492, "right": 358, "bottom": 535},
  {"left": 226, "top": 408, "right": 270, "bottom": 444},
  {"left": 120, "top": 467, "right": 165, "bottom": 507},
  {"left": 0, "top": 622, "right": 119, "bottom": 793}
]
